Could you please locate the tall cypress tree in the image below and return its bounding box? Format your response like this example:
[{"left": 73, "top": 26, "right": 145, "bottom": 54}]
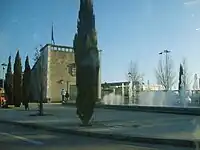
[
  {"left": 178, "top": 64, "right": 183, "bottom": 92},
  {"left": 22, "top": 56, "right": 31, "bottom": 107},
  {"left": 5, "top": 56, "right": 13, "bottom": 105},
  {"left": 73, "top": 0, "right": 100, "bottom": 125},
  {"left": 13, "top": 51, "right": 22, "bottom": 107}
]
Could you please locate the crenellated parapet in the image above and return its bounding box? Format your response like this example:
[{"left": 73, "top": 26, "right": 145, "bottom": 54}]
[{"left": 40, "top": 44, "right": 74, "bottom": 53}]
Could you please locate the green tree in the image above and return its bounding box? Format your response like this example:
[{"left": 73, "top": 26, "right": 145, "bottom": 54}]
[
  {"left": 5, "top": 56, "right": 13, "bottom": 105},
  {"left": 22, "top": 56, "right": 31, "bottom": 108},
  {"left": 13, "top": 50, "right": 22, "bottom": 107},
  {"left": 73, "top": 0, "right": 100, "bottom": 125},
  {"left": 178, "top": 64, "right": 183, "bottom": 92}
]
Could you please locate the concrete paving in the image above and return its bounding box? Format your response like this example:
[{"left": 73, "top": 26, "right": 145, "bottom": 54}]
[
  {"left": 0, "top": 123, "right": 191, "bottom": 150},
  {"left": 1, "top": 103, "right": 200, "bottom": 148}
]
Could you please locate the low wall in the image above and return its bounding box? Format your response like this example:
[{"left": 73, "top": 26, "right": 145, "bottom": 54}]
[
  {"left": 64, "top": 102, "right": 200, "bottom": 116},
  {"left": 101, "top": 105, "right": 200, "bottom": 115}
]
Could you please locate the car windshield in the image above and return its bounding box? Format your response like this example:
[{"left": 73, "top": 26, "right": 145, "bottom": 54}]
[{"left": 1, "top": 0, "right": 200, "bottom": 150}]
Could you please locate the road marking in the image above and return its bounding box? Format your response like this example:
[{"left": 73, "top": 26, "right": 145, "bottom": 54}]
[{"left": 0, "top": 132, "right": 43, "bottom": 145}]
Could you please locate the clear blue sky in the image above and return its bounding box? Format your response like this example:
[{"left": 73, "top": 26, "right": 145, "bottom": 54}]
[{"left": 0, "top": 0, "right": 200, "bottom": 85}]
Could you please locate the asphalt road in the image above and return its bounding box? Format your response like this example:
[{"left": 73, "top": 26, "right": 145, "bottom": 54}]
[{"left": 0, "top": 123, "right": 194, "bottom": 150}]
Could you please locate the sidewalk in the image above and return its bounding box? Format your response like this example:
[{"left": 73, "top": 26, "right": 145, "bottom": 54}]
[{"left": 0, "top": 103, "right": 200, "bottom": 148}]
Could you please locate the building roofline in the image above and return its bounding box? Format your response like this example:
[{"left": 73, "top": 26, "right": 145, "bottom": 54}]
[
  {"left": 47, "top": 44, "right": 73, "bottom": 49},
  {"left": 40, "top": 44, "right": 74, "bottom": 52},
  {"left": 40, "top": 44, "right": 103, "bottom": 53},
  {"left": 102, "top": 81, "right": 130, "bottom": 85}
]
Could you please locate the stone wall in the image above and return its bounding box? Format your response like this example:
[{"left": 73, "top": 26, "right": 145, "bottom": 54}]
[
  {"left": 30, "top": 44, "right": 78, "bottom": 103},
  {"left": 30, "top": 58, "right": 42, "bottom": 102},
  {"left": 48, "top": 50, "right": 76, "bottom": 102},
  {"left": 30, "top": 47, "right": 48, "bottom": 102}
]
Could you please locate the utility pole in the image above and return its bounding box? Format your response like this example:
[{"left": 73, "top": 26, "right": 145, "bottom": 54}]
[
  {"left": 1, "top": 63, "right": 7, "bottom": 89},
  {"left": 159, "top": 50, "right": 171, "bottom": 90}
]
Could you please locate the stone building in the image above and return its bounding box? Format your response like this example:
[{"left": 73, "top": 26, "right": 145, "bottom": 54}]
[
  {"left": 30, "top": 44, "right": 76, "bottom": 103},
  {"left": 30, "top": 43, "right": 102, "bottom": 103}
]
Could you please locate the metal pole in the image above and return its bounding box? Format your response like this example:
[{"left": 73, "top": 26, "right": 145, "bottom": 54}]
[
  {"left": 159, "top": 50, "right": 171, "bottom": 90},
  {"left": 2, "top": 67, "right": 5, "bottom": 89},
  {"left": 165, "top": 51, "right": 168, "bottom": 90},
  {"left": 159, "top": 52, "right": 163, "bottom": 86},
  {"left": 1, "top": 63, "right": 7, "bottom": 89},
  {"left": 98, "top": 50, "right": 102, "bottom": 101},
  {"left": 164, "top": 50, "right": 171, "bottom": 90}
]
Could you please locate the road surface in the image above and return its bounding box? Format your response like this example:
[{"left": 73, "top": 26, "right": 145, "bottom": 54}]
[{"left": 0, "top": 123, "right": 193, "bottom": 150}]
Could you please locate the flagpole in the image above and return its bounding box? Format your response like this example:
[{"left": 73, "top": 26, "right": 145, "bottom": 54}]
[
  {"left": 51, "top": 22, "right": 55, "bottom": 45},
  {"left": 51, "top": 22, "right": 53, "bottom": 45}
]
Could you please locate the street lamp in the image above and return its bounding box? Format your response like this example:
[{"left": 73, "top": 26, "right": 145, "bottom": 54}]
[
  {"left": 1, "top": 63, "right": 7, "bottom": 89},
  {"left": 159, "top": 50, "right": 171, "bottom": 90},
  {"left": 98, "top": 49, "right": 102, "bottom": 101}
]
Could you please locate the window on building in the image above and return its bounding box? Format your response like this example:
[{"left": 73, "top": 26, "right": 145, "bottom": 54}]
[{"left": 72, "top": 67, "right": 76, "bottom": 76}]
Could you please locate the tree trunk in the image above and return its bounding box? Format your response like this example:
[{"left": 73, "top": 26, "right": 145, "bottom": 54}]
[{"left": 38, "top": 83, "right": 44, "bottom": 116}]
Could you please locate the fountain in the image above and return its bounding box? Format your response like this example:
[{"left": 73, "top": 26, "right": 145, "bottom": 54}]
[
  {"left": 101, "top": 87, "right": 124, "bottom": 105},
  {"left": 102, "top": 92, "right": 123, "bottom": 105},
  {"left": 138, "top": 90, "right": 179, "bottom": 107},
  {"left": 101, "top": 78, "right": 192, "bottom": 107},
  {"left": 128, "top": 81, "right": 133, "bottom": 104},
  {"left": 180, "top": 75, "right": 186, "bottom": 107},
  {"left": 102, "top": 90, "right": 191, "bottom": 107}
]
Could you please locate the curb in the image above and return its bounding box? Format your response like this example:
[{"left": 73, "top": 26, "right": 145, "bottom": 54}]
[
  {"left": 63, "top": 103, "right": 200, "bottom": 116},
  {"left": 0, "top": 120, "right": 196, "bottom": 148}
]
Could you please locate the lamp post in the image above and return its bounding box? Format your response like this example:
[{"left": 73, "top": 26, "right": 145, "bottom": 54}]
[
  {"left": 159, "top": 50, "right": 171, "bottom": 90},
  {"left": 1, "top": 63, "right": 7, "bottom": 89},
  {"left": 98, "top": 49, "right": 102, "bottom": 101}
]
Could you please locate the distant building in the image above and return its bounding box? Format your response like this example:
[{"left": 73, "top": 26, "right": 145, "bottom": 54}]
[
  {"left": 101, "top": 81, "right": 129, "bottom": 89},
  {"left": 101, "top": 81, "right": 129, "bottom": 97},
  {"left": 142, "top": 84, "right": 164, "bottom": 91},
  {"left": 101, "top": 81, "right": 164, "bottom": 93}
]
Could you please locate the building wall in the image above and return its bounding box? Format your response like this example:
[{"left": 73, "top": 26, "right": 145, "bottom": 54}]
[
  {"left": 30, "top": 44, "right": 102, "bottom": 103},
  {"left": 46, "top": 45, "right": 51, "bottom": 99},
  {"left": 142, "top": 84, "right": 164, "bottom": 91},
  {"left": 30, "top": 58, "right": 42, "bottom": 102},
  {"left": 48, "top": 47, "right": 76, "bottom": 102},
  {"left": 41, "top": 46, "right": 48, "bottom": 99},
  {"left": 30, "top": 46, "right": 48, "bottom": 102}
]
